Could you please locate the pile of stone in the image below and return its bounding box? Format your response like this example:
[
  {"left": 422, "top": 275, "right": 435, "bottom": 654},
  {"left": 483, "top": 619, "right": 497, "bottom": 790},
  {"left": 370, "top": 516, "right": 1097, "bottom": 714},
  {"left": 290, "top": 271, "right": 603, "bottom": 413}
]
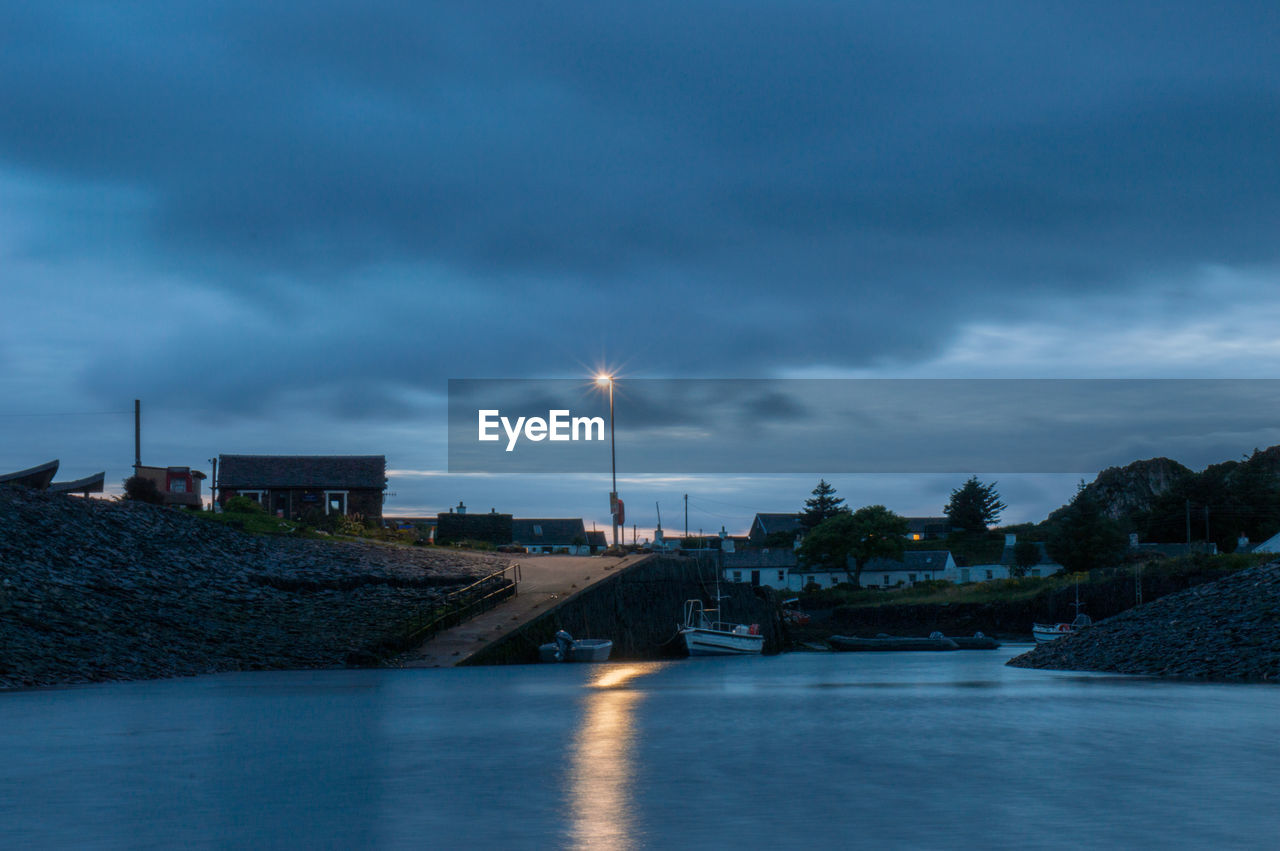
[
  {"left": 0, "top": 487, "right": 508, "bottom": 689},
  {"left": 1008, "top": 561, "right": 1280, "bottom": 681}
]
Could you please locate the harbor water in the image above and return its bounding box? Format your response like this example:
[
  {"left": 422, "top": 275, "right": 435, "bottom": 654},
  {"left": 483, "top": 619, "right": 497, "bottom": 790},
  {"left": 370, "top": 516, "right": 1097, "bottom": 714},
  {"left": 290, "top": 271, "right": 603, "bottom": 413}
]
[{"left": 3, "top": 648, "right": 1278, "bottom": 849}]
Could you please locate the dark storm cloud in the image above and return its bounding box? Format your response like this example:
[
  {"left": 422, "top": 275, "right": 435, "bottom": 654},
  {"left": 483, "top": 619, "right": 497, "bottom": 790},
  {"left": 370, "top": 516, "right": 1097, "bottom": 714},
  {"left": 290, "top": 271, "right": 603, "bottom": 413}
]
[{"left": 2, "top": 1, "right": 1279, "bottom": 387}]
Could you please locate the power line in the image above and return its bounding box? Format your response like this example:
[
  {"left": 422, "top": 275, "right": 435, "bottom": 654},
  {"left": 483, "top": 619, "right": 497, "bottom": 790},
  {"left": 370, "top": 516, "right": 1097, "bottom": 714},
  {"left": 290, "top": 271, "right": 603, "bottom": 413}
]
[{"left": 0, "top": 411, "right": 132, "bottom": 417}]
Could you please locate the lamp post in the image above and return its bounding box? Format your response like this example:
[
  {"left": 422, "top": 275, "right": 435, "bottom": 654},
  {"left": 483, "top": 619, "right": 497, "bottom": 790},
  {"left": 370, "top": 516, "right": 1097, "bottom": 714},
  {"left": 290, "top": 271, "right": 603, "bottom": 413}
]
[{"left": 596, "top": 374, "right": 617, "bottom": 547}]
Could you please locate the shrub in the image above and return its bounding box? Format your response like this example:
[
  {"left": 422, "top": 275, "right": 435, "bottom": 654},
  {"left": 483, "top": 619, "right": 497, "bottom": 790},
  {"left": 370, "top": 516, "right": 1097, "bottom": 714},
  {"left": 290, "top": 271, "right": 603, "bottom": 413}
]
[
  {"left": 122, "top": 476, "right": 165, "bottom": 505},
  {"left": 223, "top": 495, "right": 265, "bottom": 514}
]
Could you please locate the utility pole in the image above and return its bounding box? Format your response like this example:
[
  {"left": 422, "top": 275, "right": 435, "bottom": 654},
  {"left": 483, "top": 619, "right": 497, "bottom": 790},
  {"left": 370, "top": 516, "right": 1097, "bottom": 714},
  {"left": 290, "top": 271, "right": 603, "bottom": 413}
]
[
  {"left": 208, "top": 456, "right": 218, "bottom": 512},
  {"left": 684, "top": 493, "right": 689, "bottom": 538},
  {"left": 134, "top": 399, "right": 141, "bottom": 471}
]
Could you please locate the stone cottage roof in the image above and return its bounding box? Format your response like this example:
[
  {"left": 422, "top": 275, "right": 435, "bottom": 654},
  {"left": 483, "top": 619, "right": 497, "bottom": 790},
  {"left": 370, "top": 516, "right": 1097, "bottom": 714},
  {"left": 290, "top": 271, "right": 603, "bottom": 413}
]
[
  {"left": 511, "top": 518, "right": 588, "bottom": 546},
  {"left": 862, "top": 550, "right": 954, "bottom": 573},
  {"left": 218, "top": 455, "right": 386, "bottom": 489}
]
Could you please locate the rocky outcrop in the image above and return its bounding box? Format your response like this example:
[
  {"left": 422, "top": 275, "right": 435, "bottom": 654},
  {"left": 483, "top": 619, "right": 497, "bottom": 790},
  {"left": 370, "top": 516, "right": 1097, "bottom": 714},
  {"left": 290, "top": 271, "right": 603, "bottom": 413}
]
[
  {"left": 1050, "top": 457, "right": 1192, "bottom": 522},
  {"left": 0, "top": 487, "right": 507, "bottom": 688},
  {"left": 1007, "top": 561, "right": 1280, "bottom": 681}
]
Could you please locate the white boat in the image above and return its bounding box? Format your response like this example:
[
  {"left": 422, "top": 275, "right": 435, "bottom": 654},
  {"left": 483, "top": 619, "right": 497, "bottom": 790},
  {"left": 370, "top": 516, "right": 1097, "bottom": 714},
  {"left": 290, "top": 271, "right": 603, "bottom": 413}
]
[
  {"left": 679, "top": 599, "right": 764, "bottom": 656},
  {"left": 539, "top": 630, "right": 614, "bottom": 663},
  {"left": 1033, "top": 613, "right": 1093, "bottom": 642}
]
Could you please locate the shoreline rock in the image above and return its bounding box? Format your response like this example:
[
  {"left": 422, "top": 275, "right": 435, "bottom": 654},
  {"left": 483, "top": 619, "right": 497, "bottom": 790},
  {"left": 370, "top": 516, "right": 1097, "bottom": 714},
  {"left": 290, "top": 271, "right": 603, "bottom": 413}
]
[
  {"left": 0, "top": 487, "right": 508, "bottom": 689},
  {"left": 1007, "top": 561, "right": 1280, "bottom": 682}
]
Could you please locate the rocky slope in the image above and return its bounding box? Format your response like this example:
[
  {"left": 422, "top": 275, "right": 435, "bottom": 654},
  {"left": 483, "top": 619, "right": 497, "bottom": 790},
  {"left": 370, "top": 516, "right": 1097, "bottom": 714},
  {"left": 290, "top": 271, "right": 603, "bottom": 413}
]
[
  {"left": 0, "top": 487, "right": 507, "bottom": 688},
  {"left": 1007, "top": 561, "right": 1280, "bottom": 681}
]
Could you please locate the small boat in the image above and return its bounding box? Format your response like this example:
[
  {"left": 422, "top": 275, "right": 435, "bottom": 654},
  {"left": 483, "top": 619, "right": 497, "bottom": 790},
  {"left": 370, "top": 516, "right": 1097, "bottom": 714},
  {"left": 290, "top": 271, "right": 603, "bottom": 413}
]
[
  {"left": 539, "top": 630, "right": 613, "bottom": 663},
  {"left": 679, "top": 599, "right": 764, "bottom": 656},
  {"left": 1032, "top": 613, "right": 1093, "bottom": 642},
  {"left": 948, "top": 632, "right": 1002, "bottom": 650},
  {"left": 828, "top": 634, "right": 959, "bottom": 651},
  {"left": 1033, "top": 583, "right": 1092, "bottom": 642}
]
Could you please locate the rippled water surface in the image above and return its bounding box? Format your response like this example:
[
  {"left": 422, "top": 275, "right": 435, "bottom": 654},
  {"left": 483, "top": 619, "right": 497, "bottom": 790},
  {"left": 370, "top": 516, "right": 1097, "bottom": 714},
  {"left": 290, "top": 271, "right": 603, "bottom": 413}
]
[{"left": 3, "top": 648, "right": 1278, "bottom": 849}]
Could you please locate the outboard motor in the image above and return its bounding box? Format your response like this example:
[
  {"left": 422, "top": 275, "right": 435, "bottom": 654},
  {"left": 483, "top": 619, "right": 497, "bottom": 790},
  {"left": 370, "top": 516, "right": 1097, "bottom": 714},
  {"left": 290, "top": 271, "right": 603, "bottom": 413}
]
[{"left": 554, "top": 630, "right": 574, "bottom": 662}]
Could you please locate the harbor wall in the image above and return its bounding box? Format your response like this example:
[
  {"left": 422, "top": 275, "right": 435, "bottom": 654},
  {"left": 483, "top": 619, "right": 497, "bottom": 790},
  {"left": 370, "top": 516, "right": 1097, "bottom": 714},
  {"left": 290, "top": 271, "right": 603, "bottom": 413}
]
[{"left": 463, "top": 555, "right": 786, "bottom": 665}]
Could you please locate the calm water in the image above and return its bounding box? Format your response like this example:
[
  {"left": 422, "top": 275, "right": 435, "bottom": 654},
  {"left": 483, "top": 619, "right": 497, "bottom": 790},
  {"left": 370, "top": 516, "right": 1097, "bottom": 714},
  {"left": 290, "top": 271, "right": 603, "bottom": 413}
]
[{"left": 3, "top": 648, "right": 1278, "bottom": 849}]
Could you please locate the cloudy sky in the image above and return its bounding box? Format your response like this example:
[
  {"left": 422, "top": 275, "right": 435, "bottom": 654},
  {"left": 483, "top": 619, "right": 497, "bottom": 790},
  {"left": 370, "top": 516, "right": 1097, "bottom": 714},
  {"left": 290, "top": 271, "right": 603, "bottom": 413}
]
[{"left": 3, "top": 2, "right": 1278, "bottom": 537}]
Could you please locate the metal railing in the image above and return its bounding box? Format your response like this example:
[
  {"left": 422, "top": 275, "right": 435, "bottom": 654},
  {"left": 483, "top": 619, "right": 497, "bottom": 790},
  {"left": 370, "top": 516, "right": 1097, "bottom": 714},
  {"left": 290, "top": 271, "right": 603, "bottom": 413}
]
[{"left": 399, "top": 562, "right": 522, "bottom": 647}]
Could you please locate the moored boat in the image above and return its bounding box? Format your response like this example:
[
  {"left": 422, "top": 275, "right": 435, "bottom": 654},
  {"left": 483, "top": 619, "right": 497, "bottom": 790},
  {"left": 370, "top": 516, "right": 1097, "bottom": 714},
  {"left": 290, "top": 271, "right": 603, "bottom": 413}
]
[
  {"left": 1032, "top": 613, "right": 1092, "bottom": 642},
  {"left": 948, "top": 633, "right": 1002, "bottom": 650},
  {"left": 828, "top": 634, "right": 959, "bottom": 651},
  {"left": 539, "top": 630, "right": 614, "bottom": 663},
  {"left": 679, "top": 599, "right": 764, "bottom": 656}
]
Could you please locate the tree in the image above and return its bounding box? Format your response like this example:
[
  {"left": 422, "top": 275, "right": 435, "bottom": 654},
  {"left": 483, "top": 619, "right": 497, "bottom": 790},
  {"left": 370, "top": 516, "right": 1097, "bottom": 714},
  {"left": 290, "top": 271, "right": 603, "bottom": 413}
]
[
  {"left": 1047, "top": 482, "right": 1126, "bottom": 573},
  {"left": 1011, "top": 540, "right": 1041, "bottom": 578},
  {"left": 798, "top": 505, "right": 909, "bottom": 587},
  {"left": 802, "top": 479, "right": 848, "bottom": 529},
  {"left": 944, "top": 476, "right": 1007, "bottom": 534}
]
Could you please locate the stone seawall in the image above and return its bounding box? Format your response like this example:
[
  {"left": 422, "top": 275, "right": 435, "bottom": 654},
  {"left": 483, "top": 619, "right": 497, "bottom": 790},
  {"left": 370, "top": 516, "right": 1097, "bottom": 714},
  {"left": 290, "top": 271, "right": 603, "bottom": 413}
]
[
  {"left": 0, "top": 487, "right": 506, "bottom": 688},
  {"left": 1007, "top": 561, "right": 1280, "bottom": 681},
  {"left": 465, "top": 555, "right": 786, "bottom": 664},
  {"left": 827, "top": 565, "right": 1241, "bottom": 639}
]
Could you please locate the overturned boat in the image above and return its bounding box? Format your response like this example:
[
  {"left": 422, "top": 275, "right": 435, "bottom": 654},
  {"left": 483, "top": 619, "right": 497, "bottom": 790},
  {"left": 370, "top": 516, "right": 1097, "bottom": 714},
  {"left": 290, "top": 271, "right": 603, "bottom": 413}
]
[{"left": 0, "top": 459, "right": 60, "bottom": 491}]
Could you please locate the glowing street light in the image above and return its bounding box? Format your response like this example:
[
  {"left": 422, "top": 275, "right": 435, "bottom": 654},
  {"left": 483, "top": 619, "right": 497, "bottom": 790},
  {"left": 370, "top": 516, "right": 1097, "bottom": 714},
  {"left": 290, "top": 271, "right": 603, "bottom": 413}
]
[{"left": 596, "top": 373, "right": 618, "bottom": 548}]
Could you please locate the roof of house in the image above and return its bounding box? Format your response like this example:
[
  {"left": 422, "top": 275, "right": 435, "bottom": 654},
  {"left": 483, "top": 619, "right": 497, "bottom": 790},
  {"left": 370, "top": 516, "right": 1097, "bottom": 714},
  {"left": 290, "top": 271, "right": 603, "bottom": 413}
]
[
  {"left": 863, "top": 550, "right": 954, "bottom": 573},
  {"left": 752, "top": 513, "right": 804, "bottom": 534},
  {"left": 586, "top": 530, "right": 608, "bottom": 548},
  {"left": 511, "top": 518, "right": 588, "bottom": 546},
  {"left": 999, "top": 541, "right": 1056, "bottom": 566},
  {"left": 217, "top": 455, "right": 386, "bottom": 489},
  {"left": 724, "top": 549, "right": 799, "bottom": 568},
  {"left": 903, "top": 516, "right": 950, "bottom": 534}
]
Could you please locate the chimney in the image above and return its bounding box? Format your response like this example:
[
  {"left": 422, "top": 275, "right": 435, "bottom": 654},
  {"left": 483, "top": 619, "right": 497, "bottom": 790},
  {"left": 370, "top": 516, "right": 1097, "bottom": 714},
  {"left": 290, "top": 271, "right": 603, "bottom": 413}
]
[{"left": 456, "top": 501, "right": 466, "bottom": 515}]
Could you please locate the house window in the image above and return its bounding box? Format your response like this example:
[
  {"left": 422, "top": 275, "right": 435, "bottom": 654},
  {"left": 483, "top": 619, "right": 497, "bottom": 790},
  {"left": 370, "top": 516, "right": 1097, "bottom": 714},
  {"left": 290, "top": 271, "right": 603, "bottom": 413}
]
[
  {"left": 733, "top": 571, "right": 742, "bottom": 582},
  {"left": 325, "top": 491, "right": 348, "bottom": 515},
  {"left": 1031, "top": 569, "right": 1041, "bottom": 577},
  {"left": 830, "top": 576, "right": 838, "bottom": 585},
  {"left": 533, "top": 524, "right": 543, "bottom": 536},
  {"left": 777, "top": 570, "right": 785, "bottom": 582},
  {"left": 908, "top": 573, "right": 916, "bottom": 583},
  {"left": 240, "top": 490, "right": 264, "bottom": 503},
  {"left": 170, "top": 479, "right": 187, "bottom": 493},
  {"left": 806, "top": 575, "right": 815, "bottom": 585},
  {"left": 986, "top": 569, "right": 994, "bottom": 579},
  {"left": 883, "top": 575, "right": 890, "bottom": 585}
]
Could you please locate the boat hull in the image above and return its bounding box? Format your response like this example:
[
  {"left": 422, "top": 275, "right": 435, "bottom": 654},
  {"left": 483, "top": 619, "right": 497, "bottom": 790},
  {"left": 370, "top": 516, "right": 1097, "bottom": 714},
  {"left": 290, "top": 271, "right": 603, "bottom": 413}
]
[
  {"left": 828, "top": 635, "right": 959, "bottom": 651},
  {"left": 681, "top": 627, "right": 764, "bottom": 656},
  {"left": 1032, "top": 623, "right": 1072, "bottom": 642},
  {"left": 538, "top": 638, "right": 613, "bottom": 662}
]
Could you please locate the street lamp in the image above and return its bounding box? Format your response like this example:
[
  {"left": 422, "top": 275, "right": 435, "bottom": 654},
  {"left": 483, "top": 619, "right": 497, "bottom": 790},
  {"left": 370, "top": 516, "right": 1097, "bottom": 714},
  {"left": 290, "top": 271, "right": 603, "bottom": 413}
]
[{"left": 596, "top": 373, "right": 618, "bottom": 547}]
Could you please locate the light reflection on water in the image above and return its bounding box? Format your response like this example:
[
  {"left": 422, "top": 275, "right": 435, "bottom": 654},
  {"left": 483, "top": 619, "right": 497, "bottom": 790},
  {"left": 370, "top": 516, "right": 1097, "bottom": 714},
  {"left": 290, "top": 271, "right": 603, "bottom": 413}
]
[
  {"left": 2, "top": 651, "right": 1279, "bottom": 849},
  {"left": 566, "top": 664, "right": 664, "bottom": 850}
]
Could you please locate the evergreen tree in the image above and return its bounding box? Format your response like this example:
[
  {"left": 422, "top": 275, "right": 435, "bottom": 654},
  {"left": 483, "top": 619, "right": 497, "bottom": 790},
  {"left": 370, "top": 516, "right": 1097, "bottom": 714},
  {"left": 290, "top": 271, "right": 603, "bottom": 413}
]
[
  {"left": 1047, "top": 482, "right": 1126, "bottom": 573},
  {"left": 802, "top": 479, "right": 848, "bottom": 529},
  {"left": 944, "top": 476, "right": 1007, "bottom": 534}
]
